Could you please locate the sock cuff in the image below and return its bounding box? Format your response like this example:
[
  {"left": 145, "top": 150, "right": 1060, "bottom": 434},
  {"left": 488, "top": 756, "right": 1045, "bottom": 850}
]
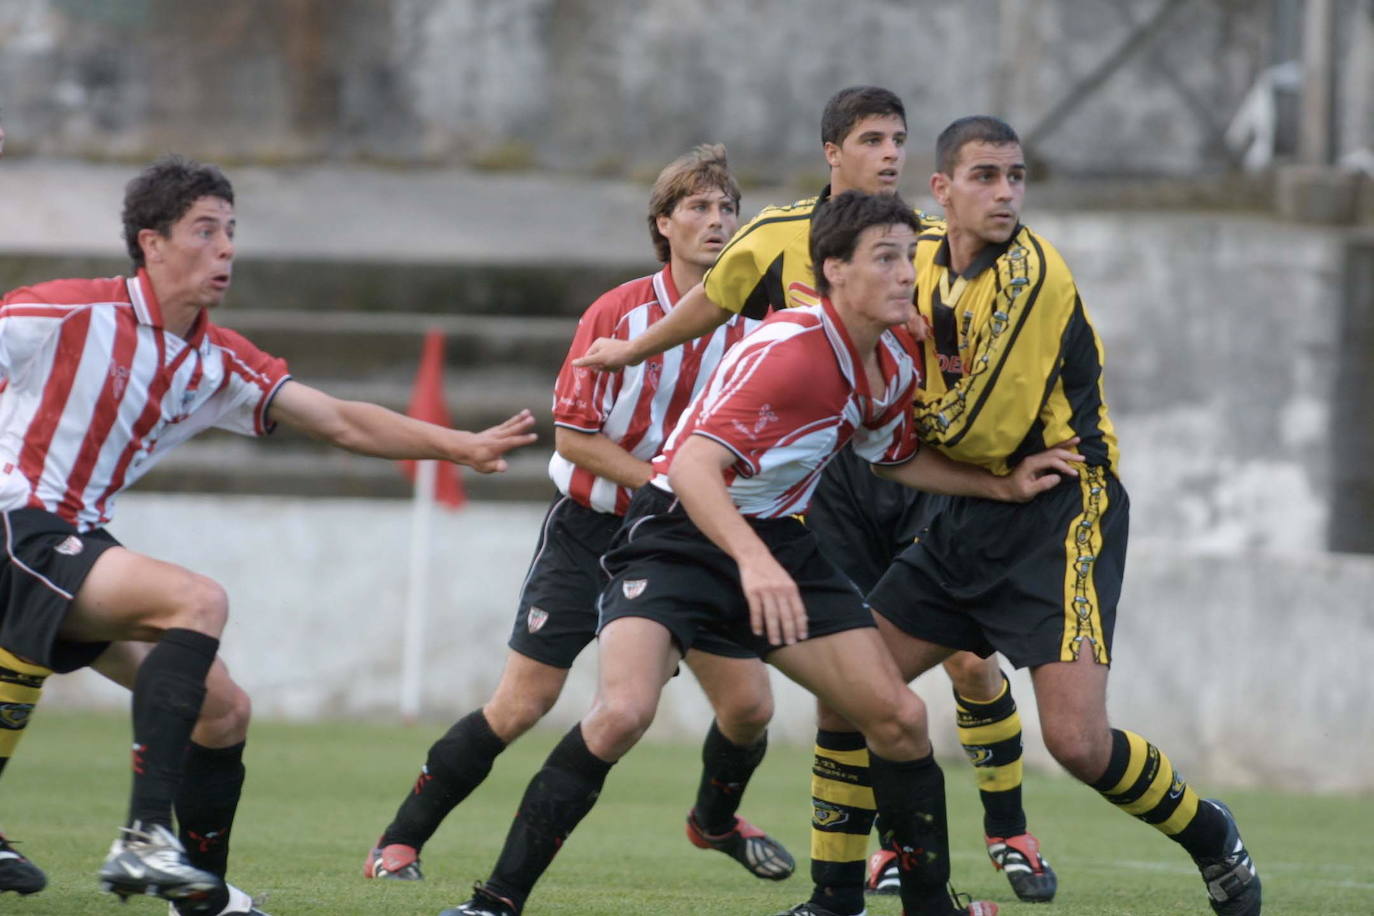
[
  {"left": 548, "top": 723, "right": 614, "bottom": 780},
  {"left": 1090, "top": 728, "right": 1134, "bottom": 791},
  {"left": 187, "top": 740, "right": 246, "bottom": 761},
  {"left": 867, "top": 749, "right": 937, "bottom": 775},
  {"left": 953, "top": 670, "right": 1012, "bottom": 710},
  {"left": 706, "top": 718, "right": 767, "bottom": 753},
  {"left": 815, "top": 729, "right": 866, "bottom": 753},
  {"left": 160, "top": 628, "right": 221, "bottom": 661},
  {"left": 463, "top": 708, "right": 507, "bottom": 757}
]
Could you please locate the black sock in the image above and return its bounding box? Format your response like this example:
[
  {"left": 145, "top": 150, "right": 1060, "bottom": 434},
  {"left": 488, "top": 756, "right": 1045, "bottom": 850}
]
[
  {"left": 176, "top": 741, "right": 245, "bottom": 876},
  {"left": 128, "top": 629, "right": 218, "bottom": 830},
  {"left": 485, "top": 724, "right": 613, "bottom": 911},
  {"left": 382, "top": 708, "right": 507, "bottom": 850},
  {"left": 691, "top": 720, "right": 766, "bottom": 834},
  {"left": 869, "top": 751, "right": 956, "bottom": 916}
]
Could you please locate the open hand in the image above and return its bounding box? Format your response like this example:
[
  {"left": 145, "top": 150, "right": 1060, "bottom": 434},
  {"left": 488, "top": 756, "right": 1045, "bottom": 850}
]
[{"left": 459, "top": 409, "right": 538, "bottom": 473}]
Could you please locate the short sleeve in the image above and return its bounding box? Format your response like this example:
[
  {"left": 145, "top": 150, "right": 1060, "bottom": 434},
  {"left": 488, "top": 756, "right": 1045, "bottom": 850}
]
[
  {"left": 206, "top": 326, "right": 291, "bottom": 436},
  {"left": 551, "top": 295, "right": 626, "bottom": 432}
]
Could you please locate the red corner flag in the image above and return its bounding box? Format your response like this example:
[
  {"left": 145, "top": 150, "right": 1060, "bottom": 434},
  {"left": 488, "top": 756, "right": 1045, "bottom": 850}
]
[{"left": 399, "top": 328, "right": 467, "bottom": 509}]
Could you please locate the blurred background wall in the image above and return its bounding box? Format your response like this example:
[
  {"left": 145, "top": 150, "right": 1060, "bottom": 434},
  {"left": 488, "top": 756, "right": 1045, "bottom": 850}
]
[{"left": 3, "top": 0, "right": 1374, "bottom": 789}]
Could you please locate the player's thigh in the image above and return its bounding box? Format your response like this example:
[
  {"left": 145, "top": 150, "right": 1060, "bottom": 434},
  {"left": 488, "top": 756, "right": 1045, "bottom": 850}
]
[
  {"left": 683, "top": 648, "right": 773, "bottom": 735},
  {"left": 873, "top": 611, "right": 955, "bottom": 682},
  {"left": 583, "top": 617, "right": 680, "bottom": 759},
  {"left": 769, "top": 626, "right": 924, "bottom": 741},
  {"left": 62, "top": 547, "right": 227, "bottom": 643}
]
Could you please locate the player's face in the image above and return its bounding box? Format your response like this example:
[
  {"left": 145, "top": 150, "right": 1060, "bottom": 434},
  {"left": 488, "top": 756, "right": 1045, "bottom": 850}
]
[
  {"left": 826, "top": 223, "right": 918, "bottom": 328},
  {"left": 657, "top": 186, "right": 739, "bottom": 270},
  {"left": 825, "top": 114, "right": 907, "bottom": 196},
  {"left": 142, "top": 195, "right": 236, "bottom": 309},
  {"left": 932, "top": 141, "right": 1025, "bottom": 244}
]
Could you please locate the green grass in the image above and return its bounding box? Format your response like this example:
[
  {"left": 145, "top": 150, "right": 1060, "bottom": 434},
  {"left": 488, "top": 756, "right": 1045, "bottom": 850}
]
[{"left": 2, "top": 712, "right": 1369, "bottom": 914}]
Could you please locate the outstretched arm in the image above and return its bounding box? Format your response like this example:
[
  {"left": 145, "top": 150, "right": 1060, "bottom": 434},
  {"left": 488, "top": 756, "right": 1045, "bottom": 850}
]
[
  {"left": 573, "top": 283, "right": 731, "bottom": 371},
  {"left": 669, "top": 435, "right": 808, "bottom": 647},
  {"left": 268, "top": 380, "right": 536, "bottom": 473},
  {"left": 875, "top": 438, "right": 1082, "bottom": 502}
]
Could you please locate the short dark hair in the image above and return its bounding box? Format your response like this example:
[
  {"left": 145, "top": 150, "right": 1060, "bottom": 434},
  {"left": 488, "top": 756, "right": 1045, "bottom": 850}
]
[
  {"left": 820, "top": 86, "right": 906, "bottom": 148},
  {"left": 936, "top": 116, "right": 1021, "bottom": 175},
  {"left": 122, "top": 155, "right": 234, "bottom": 267},
  {"left": 809, "top": 190, "right": 921, "bottom": 298},
  {"left": 647, "top": 143, "right": 740, "bottom": 264}
]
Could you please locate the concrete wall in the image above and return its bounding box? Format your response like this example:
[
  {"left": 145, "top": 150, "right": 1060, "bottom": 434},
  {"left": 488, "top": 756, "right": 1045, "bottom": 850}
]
[
  {"left": 41, "top": 493, "right": 1374, "bottom": 793},
  {"left": 5, "top": 0, "right": 1354, "bottom": 178}
]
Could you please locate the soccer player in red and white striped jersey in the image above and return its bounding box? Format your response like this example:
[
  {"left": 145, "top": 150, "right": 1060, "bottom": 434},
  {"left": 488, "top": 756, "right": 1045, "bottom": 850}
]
[
  {"left": 0, "top": 156, "right": 535, "bottom": 914},
  {"left": 368, "top": 145, "right": 797, "bottom": 890},
  {"left": 446, "top": 193, "right": 1083, "bottom": 916}
]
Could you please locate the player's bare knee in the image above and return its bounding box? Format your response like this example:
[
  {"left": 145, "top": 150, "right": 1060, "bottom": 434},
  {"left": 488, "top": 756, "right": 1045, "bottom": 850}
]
[
  {"left": 196, "top": 679, "right": 251, "bottom": 746},
  {"left": 169, "top": 573, "right": 230, "bottom": 636},
  {"left": 485, "top": 689, "right": 558, "bottom": 740},
  {"left": 588, "top": 693, "right": 657, "bottom": 749},
  {"left": 943, "top": 653, "right": 1002, "bottom": 699},
  {"left": 1042, "top": 726, "right": 1104, "bottom": 782},
  {"left": 858, "top": 689, "right": 929, "bottom": 759},
  {"left": 712, "top": 691, "right": 773, "bottom": 743}
]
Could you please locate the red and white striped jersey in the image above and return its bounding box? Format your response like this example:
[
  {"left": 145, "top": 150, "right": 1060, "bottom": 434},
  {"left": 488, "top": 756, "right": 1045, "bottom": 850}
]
[
  {"left": 0, "top": 271, "right": 290, "bottom": 532},
  {"left": 549, "top": 265, "right": 760, "bottom": 514},
  {"left": 650, "top": 296, "right": 922, "bottom": 519}
]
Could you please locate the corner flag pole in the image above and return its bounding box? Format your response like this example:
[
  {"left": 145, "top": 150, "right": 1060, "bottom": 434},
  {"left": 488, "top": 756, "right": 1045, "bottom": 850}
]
[{"left": 401, "top": 458, "right": 436, "bottom": 723}]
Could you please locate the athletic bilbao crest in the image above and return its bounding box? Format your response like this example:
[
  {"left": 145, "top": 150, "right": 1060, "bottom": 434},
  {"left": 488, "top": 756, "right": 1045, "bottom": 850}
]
[
  {"left": 53, "top": 535, "right": 84, "bottom": 556},
  {"left": 527, "top": 607, "right": 549, "bottom": 633},
  {"left": 622, "top": 578, "right": 648, "bottom": 599}
]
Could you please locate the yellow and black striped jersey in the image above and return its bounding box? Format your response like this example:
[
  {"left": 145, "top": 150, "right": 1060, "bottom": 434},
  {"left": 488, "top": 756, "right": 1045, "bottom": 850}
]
[
  {"left": 913, "top": 223, "right": 1120, "bottom": 477},
  {"left": 703, "top": 186, "right": 943, "bottom": 318}
]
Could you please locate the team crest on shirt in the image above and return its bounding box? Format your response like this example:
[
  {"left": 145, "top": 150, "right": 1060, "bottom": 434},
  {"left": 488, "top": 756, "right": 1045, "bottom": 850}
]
[
  {"left": 108, "top": 363, "right": 131, "bottom": 400},
  {"left": 527, "top": 607, "right": 549, "bottom": 633},
  {"left": 622, "top": 578, "right": 648, "bottom": 599},
  {"left": 53, "top": 535, "right": 84, "bottom": 557},
  {"left": 753, "top": 403, "right": 778, "bottom": 433}
]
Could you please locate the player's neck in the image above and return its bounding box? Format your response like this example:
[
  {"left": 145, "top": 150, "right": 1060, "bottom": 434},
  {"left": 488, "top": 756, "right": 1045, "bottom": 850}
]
[
  {"left": 830, "top": 296, "right": 884, "bottom": 358},
  {"left": 668, "top": 253, "right": 707, "bottom": 293},
  {"left": 944, "top": 223, "right": 988, "bottom": 275}
]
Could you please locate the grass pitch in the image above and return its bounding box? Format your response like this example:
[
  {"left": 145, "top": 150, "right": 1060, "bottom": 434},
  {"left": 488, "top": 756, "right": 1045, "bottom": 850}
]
[{"left": 2, "top": 712, "right": 1369, "bottom": 914}]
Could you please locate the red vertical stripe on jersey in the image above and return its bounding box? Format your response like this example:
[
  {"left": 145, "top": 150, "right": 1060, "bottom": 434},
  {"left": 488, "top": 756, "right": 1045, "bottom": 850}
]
[
  {"left": 58, "top": 309, "right": 141, "bottom": 521},
  {"left": 93, "top": 333, "right": 192, "bottom": 523},
  {"left": 18, "top": 309, "right": 94, "bottom": 510}
]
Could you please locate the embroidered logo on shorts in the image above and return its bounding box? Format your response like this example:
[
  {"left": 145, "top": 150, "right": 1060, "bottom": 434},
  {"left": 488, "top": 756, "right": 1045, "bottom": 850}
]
[
  {"left": 527, "top": 607, "right": 548, "bottom": 633},
  {"left": 622, "top": 578, "right": 648, "bottom": 599},
  {"left": 53, "top": 535, "right": 84, "bottom": 556}
]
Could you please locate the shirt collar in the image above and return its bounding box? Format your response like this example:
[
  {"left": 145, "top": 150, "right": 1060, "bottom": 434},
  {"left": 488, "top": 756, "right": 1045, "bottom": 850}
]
[
  {"left": 128, "top": 268, "right": 209, "bottom": 346},
  {"left": 932, "top": 227, "right": 1019, "bottom": 279}
]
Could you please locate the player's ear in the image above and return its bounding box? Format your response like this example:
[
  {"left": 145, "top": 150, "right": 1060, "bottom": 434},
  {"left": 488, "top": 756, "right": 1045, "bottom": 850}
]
[
  {"left": 138, "top": 228, "right": 165, "bottom": 264},
  {"left": 823, "top": 141, "right": 842, "bottom": 170},
  {"left": 929, "top": 171, "right": 950, "bottom": 208},
  {"left": 821, "top": 256, "right": 845, "bottom": 291}
]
